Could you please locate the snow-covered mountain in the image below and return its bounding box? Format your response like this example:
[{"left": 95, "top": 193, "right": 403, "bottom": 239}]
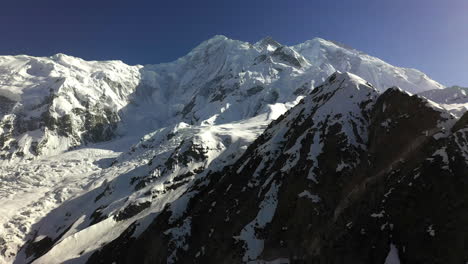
[
  {"left": 0, "top": 35, "right": 465, "bottom": 264},
  {"left": 0, "top": 54, "right": 141, "bottom": 159},
  {"left": 84, "top": 73, "right": 468, "bottom": 264},
  {"left": 0, "top": 35, "right": 443, "bottom": 159},
  {"left": 419, "top": 86, "right": 468, "bottom": 117},
  {"left": 291, "top": 38, "right": 444, "bottom": 94}
]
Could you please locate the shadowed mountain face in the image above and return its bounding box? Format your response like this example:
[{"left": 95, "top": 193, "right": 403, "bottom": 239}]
[
  {"left": 1, "top": 37, "right": 466, "bottom": 264},
  {"left": 73, "top": 72, "right": 468, "bottom": 264}
]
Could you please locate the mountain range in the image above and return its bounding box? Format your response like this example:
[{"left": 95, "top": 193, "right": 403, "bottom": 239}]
[{"left": 0, "top": 36, "right": 467, "bottom": 264}]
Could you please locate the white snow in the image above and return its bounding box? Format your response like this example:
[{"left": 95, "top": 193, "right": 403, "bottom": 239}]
[
  {"left": 235, "top": 181, "right": 280, "bottom": 262},
  {"left": 427, "top": 225, "right": 436, "bottom": 237},
  {"left": 292, "top": 38, "right": 443, "bottom": 94},
  {"left": 164, "top": 217, "right": 192, "bottom": 264},
  {"left": 298, "top": 191, "right": 321, "bottom": 203},
  {"left": 432, "top": 147, "right": 450, "bottom": 170},
  {"left": 0, "top": 139, "right": 132, "bottom": 262},
  {"left": 419, "top": 86, "right": 468, "bottom": 117},
  {"left": 370, "top": 210, "right": 385, "bottom": 218},
  {"left": 335, "top": 161, "right": 348, "bottom": 172},
  {"left": 384, "top": 244, "right": 401, "bottom": 264}
]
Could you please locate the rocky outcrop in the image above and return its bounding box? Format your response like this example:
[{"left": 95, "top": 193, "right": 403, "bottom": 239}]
[{"left": 0, "top": 91, "right": 122, "bottom": 159}]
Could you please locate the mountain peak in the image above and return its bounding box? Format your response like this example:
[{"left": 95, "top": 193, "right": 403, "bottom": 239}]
[
  {"left": 386, "top": 86, "right": 412, "bottom": 95},
  {"left": 181, "top": 35, "right": 249, "bottom": 62},
  {"left": 206, "top": 34, "right": 229, "bottom": 42},
  {"left": 187, "top": 35, "right": 234, "bottom": 52},
  {"left": 325, "top": 71, "right": 375, "bottom": 90},
  {"left": 297, "top": 37, "right": 359, "bottom": 52},
  {"left": 418, "top": 85, "right": 468, "bottom": 116},
  {"left": 198, "top": 34, "right": 248, "bottom": 47},
  {"left": 254, "top": 36, "right": 282, "bottom": 52},
  {"left": 294, "top": 37, "right": 336, "bottom": 49}
]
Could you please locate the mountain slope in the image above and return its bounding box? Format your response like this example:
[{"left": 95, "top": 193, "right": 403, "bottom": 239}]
[
  {"left": 0, "top": 54, "right": 141, "bottom": 159},
  {"left": 292, "top": 38, "right": 444, "bottom": 94},
  {"left": 21, "top": 72, "right": 381, "bottom": 263},
  {"left": 85, "top": 73, "right": 467, "bottom": 264},
  {"left": 419, "top": 86, "right": 468, "bottom": 117}
]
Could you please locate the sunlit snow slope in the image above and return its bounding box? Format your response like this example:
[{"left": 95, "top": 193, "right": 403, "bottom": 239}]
[{"left": 419, "top": 86, "right": 468, "bottom": 117}]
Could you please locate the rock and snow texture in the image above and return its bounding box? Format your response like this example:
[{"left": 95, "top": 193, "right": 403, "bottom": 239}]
[
  {"left": 419, "top": 86, "right": 468, "bottom": 117},
  {"left": 420, "top": 86, "right": 468, "bottom": 104},
  {"left": 0, "top": 35, "right": 443, "bottom": 160},
  {"left": 0, "top": 35, "right": 464, "bottom": 264},
  {"left": 81, "top": 71, "right": 381, "bottom": 264},
  {"left": 7, "top": 118, "right": 267, "bottom": 264},
  {"left": 78, "top": 73, "right": 468, "bottom": 263},
  {"left": 0, "top": 54, "right": 141, "bottom": 159},
  {"left": 291, "top": 38, "right": 444, "bottom": 94}
]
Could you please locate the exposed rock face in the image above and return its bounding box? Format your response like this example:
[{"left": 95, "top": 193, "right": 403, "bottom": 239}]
[
  {"left": 0, "top": 55, "right": 140, "bottom": 159},
  {"left": 271, "top": 46, "right": 308, "bottom": 68},
  {"left": 80, "top": 72, "right": 467, "bottom": 264},
  {"left": 0, "top": 95, "right": 121, "bottom": 159}
]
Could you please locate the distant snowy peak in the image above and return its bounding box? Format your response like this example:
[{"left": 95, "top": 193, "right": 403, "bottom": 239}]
[
  {"left": 419, "top": 86, "right": 468, "bottom": 104},
  {"left": 254, "top": 36, "right": 282, "bottom": 52},
  {"left": 158, "top": 34, "right": 443, "bottom": 93},
  {"left": 291, "top": 37, "right": 444, "bottom": 94},
  {"left": 418, "top": 86, "right": 468, "bottom": 117}
]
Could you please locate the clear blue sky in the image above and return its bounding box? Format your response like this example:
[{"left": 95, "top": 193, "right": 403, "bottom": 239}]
[{"left": 1, "top": 0, "right": 467, "bottom": 86}]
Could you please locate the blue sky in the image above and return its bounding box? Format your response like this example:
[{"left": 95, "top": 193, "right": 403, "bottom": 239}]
[{"left": 1, "top": 0, "right": 467, "bottom": 86}]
